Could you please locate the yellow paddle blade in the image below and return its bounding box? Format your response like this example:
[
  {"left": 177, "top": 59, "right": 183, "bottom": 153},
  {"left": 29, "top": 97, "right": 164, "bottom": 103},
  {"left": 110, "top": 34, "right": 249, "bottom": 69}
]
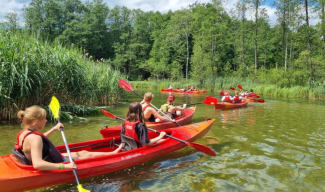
[
  {"left": 77, "top": 184, "right": 90, "bottom": 192},
  {"left": 49, "top": 96, "right": 60, "bottom": 119}
]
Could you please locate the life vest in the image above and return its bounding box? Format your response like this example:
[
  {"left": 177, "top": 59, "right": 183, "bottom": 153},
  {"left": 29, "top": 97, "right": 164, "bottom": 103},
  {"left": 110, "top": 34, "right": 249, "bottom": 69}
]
[
  {"left": 142, "top": 104, "right": 150, "bottom": 112},
  {"left": 123, "top": 121, "right": 140, "bottom": 143},
  {"left": 223, "top": 96, "right": 231, "bottom": 102},
  {"left": 234, "top": 96, "right": 240, "bottom": 101},
  {"left": 161, "top": 103, "right": 174, "bottom": 113},
  {"left": 14, "top": 130, "right": 64, "bottom": 165}
]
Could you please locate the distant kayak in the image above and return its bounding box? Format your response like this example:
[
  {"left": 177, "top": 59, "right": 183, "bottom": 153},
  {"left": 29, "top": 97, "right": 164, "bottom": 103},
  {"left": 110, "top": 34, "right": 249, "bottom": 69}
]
[
  {"left": 100, "top": 107, "right": 196, "bottom": 138},
  {"left": 0, "top": 119, "right": 215, "bottom": 192},
  {"left": 214, "top": 100, "right": 248, "bottom": 109},
  {"left": 161, "top": 88, "right": 207, "bottom": 94}
]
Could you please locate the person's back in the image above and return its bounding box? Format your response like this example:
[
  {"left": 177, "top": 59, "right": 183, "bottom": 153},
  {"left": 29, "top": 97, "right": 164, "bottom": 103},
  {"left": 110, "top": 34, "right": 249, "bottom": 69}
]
[{"left": 122, "top": 102, "right": 166, "bottom": 150}]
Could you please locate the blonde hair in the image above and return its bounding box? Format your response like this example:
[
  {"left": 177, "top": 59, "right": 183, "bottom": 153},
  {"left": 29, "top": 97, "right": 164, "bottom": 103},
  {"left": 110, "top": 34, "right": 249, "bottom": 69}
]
[
  {"left": 143, "top": 92, "right": 153, "bottom": 102},
  {"left": 17, "top": 105, "right": 46, "bottom": 129}
]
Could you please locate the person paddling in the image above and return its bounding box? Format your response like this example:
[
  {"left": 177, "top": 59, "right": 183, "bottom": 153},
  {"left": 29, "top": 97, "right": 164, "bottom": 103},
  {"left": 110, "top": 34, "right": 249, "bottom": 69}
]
[
  {"left": 140, "top": 92, "right": 176, "bottom": 123},
  {"left": 14, "top": 105, "right": 122, "bottom": 170},
  {"left": 121, "top": 102, "right": 166, "bottom": 150},
  {"left": 160, "top": 95, "right": 186, "bottom": 119}
]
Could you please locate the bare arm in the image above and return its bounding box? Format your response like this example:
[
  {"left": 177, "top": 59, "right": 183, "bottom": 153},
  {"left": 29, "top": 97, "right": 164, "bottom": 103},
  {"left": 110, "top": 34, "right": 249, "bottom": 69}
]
[
  {"left": 151, "top": 108, "right": 174, "bottom": 122},
  {"left": 43, "top": 122, "right": 63, "bottom": 137},
  {"left": 30, "top": 135, "right": 75, "bottom": 170}
]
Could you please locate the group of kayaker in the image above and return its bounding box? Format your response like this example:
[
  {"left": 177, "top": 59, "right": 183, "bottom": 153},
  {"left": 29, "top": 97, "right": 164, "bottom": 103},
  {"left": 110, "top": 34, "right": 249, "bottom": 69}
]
[
  {"left": 13, "top": 92, "right": 185, "bottom": 171},
  {"left": 221, "top": 89, "right": 257, "bottom": 103}
]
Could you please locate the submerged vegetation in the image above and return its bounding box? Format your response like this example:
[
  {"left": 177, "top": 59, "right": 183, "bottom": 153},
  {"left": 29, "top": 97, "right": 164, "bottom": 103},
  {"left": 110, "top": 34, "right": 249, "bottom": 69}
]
[{"left": 0, "top": 31, "right": 123, "bottom": 121}]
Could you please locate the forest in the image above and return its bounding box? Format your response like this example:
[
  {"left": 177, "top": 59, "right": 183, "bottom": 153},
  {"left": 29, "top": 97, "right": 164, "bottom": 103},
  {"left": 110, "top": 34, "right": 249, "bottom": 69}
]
[{"left": 1, "top": 0, "right": 325, "bottom": 120}]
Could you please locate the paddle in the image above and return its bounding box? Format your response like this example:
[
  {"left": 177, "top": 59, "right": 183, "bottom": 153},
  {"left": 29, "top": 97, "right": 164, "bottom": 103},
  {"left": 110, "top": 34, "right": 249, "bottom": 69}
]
[
  {"left": 100, "top": 109, "right": 216, "bottom": 156},
  {"left": 49, "top": 96, "right": 90, "bottom": 192},
  {"left": 119, "top": 79, "right": 181, "bottom": 126},
  {"left": 178, "top": 97, "right": 218, "bottom": 106}
]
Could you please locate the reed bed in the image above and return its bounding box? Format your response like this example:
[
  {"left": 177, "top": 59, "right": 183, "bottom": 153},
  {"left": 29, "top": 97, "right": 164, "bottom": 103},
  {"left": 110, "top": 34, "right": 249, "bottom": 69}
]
[{"left": 0, "top": 31, "right": 123, "bottom": 121}]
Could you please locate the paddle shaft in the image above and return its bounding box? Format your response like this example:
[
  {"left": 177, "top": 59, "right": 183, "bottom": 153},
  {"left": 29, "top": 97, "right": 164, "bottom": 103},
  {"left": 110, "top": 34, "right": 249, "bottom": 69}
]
[
  {"left": 58, "top": 119, "right": 81, "bottom": 186},
  {"left": 131, "top": 91, "right": 181, "bottom": 126}
]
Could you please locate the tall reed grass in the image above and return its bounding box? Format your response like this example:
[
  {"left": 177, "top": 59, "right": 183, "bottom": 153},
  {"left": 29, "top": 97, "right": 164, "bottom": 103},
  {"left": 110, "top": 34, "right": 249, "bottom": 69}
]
[
  {"left": 0, "top": 31, "right": 123, "bottom": 121},
  {"left": 132, "top": 76, "right": 325, "bottom": 100}
]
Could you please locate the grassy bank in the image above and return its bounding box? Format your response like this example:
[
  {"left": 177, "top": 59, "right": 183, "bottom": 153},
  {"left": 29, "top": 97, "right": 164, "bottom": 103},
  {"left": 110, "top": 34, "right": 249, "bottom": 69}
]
[
  {"left": 0, "top": 31, "right": 123, "bottom": 121},
  {"left": 131, "top": 77, "right": 325, "bottom": 100}
]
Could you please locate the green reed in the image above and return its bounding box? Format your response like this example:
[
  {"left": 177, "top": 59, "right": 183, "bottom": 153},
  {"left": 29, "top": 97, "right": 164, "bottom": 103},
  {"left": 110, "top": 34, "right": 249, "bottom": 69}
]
[{"left": 0, "top": 31, "right": 123, "bottom": 121}]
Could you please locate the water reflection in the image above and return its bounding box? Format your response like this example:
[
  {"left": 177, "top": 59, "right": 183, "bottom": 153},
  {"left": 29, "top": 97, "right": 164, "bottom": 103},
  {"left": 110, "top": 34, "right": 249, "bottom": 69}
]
[{"left": 1, "top": 93, "right": 325, "bottom": 191}]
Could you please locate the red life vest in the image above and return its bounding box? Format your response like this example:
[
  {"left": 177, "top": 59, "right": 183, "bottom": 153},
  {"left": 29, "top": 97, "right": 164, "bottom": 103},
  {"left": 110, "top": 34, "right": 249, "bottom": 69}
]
[
  {"left": 124, "top": 120, "right": 140, "bottom": 143},
  {"left": 142, "top": 104, "right": 150, "bottom": 112},
  {"left": 14, "top": 129, "right": 64, "bottom": 164},
  {"left": 224, "top": 96, "right": 231, "bottom": 102},
  {"left": 234, "top": 96, "right": 240, "bottom": 101},
  {"left": 15, "top": 130, "right": 45, "bottom": 150}
]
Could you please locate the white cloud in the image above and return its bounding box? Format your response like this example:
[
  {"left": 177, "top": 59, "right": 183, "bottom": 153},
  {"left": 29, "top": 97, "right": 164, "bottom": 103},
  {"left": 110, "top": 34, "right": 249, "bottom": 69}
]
[{"left": 0, "top": 0, "right": 321, "bottom": 26}]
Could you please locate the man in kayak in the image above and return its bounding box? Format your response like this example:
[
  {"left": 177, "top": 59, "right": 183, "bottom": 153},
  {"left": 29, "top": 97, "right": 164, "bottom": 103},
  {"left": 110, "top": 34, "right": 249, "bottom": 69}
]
[
  {"left": 160, "top": 95, "right": 186, "bottom": 119},
  {"left": 14, "top": 105, "right": 123, "bottom": 170},
  {"left": 140, "top": 92, "right": 176, "bottom": 123},
  {"left": 121, "top": 102, "right": 166, "bottom": 150}
]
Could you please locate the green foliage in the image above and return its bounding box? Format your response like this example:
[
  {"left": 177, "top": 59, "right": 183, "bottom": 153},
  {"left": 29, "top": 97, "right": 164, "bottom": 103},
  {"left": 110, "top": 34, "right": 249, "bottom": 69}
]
[{"left": 0, "top": 30, "right": 122, "bottom": 121}]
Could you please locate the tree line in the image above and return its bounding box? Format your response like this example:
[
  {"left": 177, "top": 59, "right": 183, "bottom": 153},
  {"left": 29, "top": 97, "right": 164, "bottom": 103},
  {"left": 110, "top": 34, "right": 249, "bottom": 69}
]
[{"left": 2, "top": 0, "right": 325, "bottom": 88}]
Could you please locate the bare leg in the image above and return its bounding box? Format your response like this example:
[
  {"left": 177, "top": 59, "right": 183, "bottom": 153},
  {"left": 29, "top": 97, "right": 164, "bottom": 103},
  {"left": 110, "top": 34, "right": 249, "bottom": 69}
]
[{"left": 62, "top": 143, "right": 124, "bottom": 160}]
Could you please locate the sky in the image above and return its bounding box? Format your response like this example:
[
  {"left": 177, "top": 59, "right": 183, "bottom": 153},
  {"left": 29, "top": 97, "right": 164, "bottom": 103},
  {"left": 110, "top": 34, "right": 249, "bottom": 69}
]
[{"left": 0, "top": 0, "right": 319, "bottom": 26}]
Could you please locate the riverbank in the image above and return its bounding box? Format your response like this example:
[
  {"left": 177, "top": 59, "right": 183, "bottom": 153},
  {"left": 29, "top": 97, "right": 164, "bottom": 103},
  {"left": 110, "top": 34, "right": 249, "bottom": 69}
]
[{"left": 132, "top": 77, "right": 325, "bottom": 100}]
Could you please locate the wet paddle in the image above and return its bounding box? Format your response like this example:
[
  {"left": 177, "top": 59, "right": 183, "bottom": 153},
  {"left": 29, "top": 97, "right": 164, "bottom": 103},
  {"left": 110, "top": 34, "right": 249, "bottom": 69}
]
[
  {"left": 100, "top": 109, "right": 216, "bottom": 156},
  {"left": 119, "top": 79, "right": 181, "bottom": 126},
  {"left": 49, "top": 96, "right": 90, "bottom": 192}
]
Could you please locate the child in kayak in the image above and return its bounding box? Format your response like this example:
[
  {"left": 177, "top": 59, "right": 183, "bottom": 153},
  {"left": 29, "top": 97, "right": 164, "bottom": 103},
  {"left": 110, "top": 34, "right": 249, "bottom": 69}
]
[
  {"left": 160, "top": 95, "right": 186, "bottom": 119},
  {"left": 221, "top": 90, "right": 232, "bottom": 102},
  {"left": 121, "top": 102, "right": 166, "bottom": 150},
  {"left": 140, "top": 92, "right": 176, "bottom": 123},
  {"left": 14, "top": 105, "right": 123, "bottom": 170},
  {"left": 232, "top": 91, "right": 242, "bottom": 103}
]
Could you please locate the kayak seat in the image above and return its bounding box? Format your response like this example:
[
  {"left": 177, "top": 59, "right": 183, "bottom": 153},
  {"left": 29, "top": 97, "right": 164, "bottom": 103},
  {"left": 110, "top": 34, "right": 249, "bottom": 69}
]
[
  {"left": 121, "top": 134, "right": 139, "bottom": 151},
  {"left": 12, "top": 148, "right": 32, "bottom": 165}
]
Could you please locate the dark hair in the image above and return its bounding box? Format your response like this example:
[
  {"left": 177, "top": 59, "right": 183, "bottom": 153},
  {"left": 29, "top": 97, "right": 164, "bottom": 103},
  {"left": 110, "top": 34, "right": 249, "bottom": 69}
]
[
  {"left": 250, "top": 89, "right": 254, "bottom": 92},
  {"left": 126, "top": 102, "right": 145, "bottom": 125}
]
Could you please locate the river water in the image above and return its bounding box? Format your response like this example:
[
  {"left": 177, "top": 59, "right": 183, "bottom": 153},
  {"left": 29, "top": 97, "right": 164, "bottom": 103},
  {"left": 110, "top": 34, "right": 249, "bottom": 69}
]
[{"left": 1, "top": 90, "right": 325, "bottom": 192}]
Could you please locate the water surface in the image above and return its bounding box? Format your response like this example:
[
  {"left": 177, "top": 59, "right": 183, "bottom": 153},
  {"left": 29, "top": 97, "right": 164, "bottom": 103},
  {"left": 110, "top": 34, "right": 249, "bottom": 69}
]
[{"left": 1, "top": 91, "right": 325, "bottom": 191}]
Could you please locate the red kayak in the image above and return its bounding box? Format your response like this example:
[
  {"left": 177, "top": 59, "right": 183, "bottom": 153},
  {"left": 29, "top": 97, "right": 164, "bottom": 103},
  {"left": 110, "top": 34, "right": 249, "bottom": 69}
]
[
  {"left": 100, "top": 107, "right": 196, "bottom": 138},
  {"left": 161, "top": 88, "right": 207, "bottom": 94},
  {"left": 0, "top": 119, "right": 215, "bottom": 192},
  {"left": 214, "top": 100, "right": 248, "bottom": 109}
]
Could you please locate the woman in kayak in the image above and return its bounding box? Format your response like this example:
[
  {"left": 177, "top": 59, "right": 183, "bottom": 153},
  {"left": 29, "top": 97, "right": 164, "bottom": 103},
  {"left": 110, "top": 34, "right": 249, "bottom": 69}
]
[
  {"left": 121, "top": 102, "right": 166, "bottom": 150},
  {"left": 14, "top": 105, "right": 123, "bottom": 171},
  {"left": 140, "top": 92, "right": 175, "bottom": 123},
  {"left": 160, "top": 95, "right": 186, "bottom": 119}
]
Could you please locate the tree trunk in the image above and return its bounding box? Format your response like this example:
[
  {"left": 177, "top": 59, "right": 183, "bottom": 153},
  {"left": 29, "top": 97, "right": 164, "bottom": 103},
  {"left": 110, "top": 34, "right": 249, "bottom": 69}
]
[
  {"left": 304, "top": 0, "right": 313, "bottom": 87},
  {"left": 254, "top": 0, "right": 259, "bottom": 74},
  {"left": 321, "top": 0, "right": 325, "bottom": 53},
  {"left": 186, "top": 31, "right": 189, "bottom": 81}
]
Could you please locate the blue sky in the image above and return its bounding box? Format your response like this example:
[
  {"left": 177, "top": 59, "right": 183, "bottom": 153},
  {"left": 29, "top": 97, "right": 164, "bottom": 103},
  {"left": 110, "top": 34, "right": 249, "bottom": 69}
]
[{"left": 0, "top": 0, "right": 319, "bottom": 26}]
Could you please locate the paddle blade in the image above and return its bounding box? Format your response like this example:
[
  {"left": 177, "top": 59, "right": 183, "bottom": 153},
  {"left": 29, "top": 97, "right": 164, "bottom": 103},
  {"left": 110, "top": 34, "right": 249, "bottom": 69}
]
[
  {"left": 186, "top": 142, "right": 216, "bottom": 156},
  {"left": 100, "top": 109, "right": 117, "bottom": 119},
  {"left": 203, "top": 96, "right": 218, "bottom": 105},
  {"left": 257, "top": 99, "right": 264, "bottom": 103},
  {"left": 119, "top": 79, "right": 134, "bottom": 92},
  {"left": 77, "top": 184, "right": 90, "bottom": 192},
  {"left": 219, "top": 91, "right": 224, "bottom": 96},
  {"left": 49, "top": 96, "right": 60, "bottom": 119},
  {"left": 237, "top": 84, "right": 242, "bottom": 89},
  {"left": 230, "top": 86, "right": 235, "bottom": 90}
]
